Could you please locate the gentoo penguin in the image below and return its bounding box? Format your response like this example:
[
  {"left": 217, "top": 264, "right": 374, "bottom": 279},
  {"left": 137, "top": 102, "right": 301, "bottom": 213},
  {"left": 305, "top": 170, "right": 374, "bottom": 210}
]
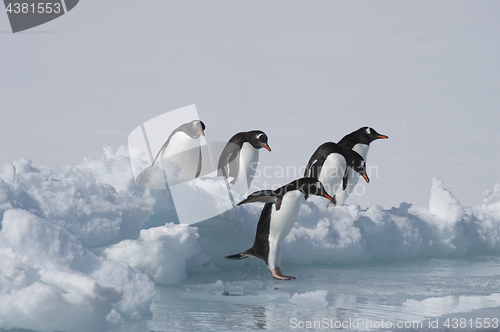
[
  {"left": 225, "top": 177, "right": 333, "bottom": 280},
  {"left": 334, "top": 127, "right": 388, "bottom": 205},
  {"left": 217, "top": 130, "right": 271, "bottom": 195},
  {"left": 304, "top": 142, "right": 369, "bottom": 206},
  {"left": 152, "top": 120, "right": 206, "bottom": 180}
]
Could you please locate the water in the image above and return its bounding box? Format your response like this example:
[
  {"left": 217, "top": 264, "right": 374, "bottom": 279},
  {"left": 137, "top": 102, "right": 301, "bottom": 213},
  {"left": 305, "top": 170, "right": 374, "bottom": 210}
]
[{"left": 109, "top": 256, "right": 500, "bottom": 331}]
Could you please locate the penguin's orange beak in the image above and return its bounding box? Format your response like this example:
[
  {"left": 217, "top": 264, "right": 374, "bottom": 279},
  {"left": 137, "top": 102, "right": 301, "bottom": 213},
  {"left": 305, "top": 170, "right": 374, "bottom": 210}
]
[
  {"left": 362, "top": 171, "right": 370, "bottom": 183},
  {"left": 262, "top": 144, "right": 271, "bottom": 152},
  {"left": 376, "top": 134, "right": 388, "bottom": 139},
  {"left": 323, "top": 192, "right": 333, "bottom": 201},
  {"left": 198, "top": 131, "right": 205, "bottom": 137}
]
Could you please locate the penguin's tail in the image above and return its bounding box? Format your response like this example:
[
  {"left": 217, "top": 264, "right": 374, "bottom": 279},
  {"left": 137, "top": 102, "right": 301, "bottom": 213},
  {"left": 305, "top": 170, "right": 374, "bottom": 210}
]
[{"left": 225, "top": 251, "right": 250, "bottom": 260}]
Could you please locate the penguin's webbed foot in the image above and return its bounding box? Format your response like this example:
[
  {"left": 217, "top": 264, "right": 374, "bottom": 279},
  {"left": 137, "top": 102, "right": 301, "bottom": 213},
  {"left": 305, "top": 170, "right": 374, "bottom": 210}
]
[
  {"left": 271, "top": 268, "right": 295, "bottom": 280},
  {"left": 273, "top": 275, "right": 296, "bottom": 280}
]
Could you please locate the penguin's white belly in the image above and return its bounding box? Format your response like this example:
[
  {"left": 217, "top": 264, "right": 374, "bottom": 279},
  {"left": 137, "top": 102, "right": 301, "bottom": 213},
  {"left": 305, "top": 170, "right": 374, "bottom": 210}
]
[
  {"left": 267, "top": 191, "right": 304, "bottom": 269},
  {"left": 161, "top": 132, "right": 201, "bottom": 180},
  {"left": 234, "top": 143, "right": 259, "bottom": 195},
  {"left": 318, "top": 153, "right": 346, "bottom": 198},
  {"left": 335, "top": 144, "right": 369, "bottom": 205},
  {"left": 352, "top": 143, "right": 369, "bottom": 161}
]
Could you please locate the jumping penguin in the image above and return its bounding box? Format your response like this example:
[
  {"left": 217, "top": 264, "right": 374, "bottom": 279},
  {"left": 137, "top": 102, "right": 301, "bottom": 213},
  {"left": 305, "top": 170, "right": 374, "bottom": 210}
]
[
  {"left": 225, "top": 177, "right": 333, "bottom": 280},
  {"left": 152, "top": 120, "right": 206, "bottom": 181},
  {"left": 335, "top": 127, "right": 388, "bottom": 205},
  {"left": 217, "top": 130, "right": 271, "bottom": 195},
  {"left": 304, "top": 142, "right": 370, "bottom": 206}
]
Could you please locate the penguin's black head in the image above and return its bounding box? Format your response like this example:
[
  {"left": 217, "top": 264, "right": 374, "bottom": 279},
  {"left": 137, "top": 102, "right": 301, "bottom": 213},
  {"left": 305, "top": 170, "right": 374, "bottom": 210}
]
[
  {"left": 248, "top": 130, "right": 271, "bottom": 151},
  {"left": 348, "top": 152, "right": 370, "bottom": 183},
  {"left": 355, "top": 127, "right": 388, "bottom": 144},
  {"left": 294, "top": 178, "right": 333, "bottom": 201},
  {"left": 185, "top": 120, "right": 206, "bottom": 138}
]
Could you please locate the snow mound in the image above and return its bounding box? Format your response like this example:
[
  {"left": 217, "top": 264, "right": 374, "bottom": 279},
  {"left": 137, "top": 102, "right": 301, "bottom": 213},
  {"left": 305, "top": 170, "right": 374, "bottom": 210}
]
[
  {"left": 1, "top": 144, "right": 500, "bottom": 332},
  {"left": 0, "top": 209, "right": 155, "bottom": 332},
  {"left": 0, "top": 146, "right": 156, "bottom": 248},
  {"left": 99, "top": 223, "right": 205, "bottom": 285},
  {"left": 278, "top": 177, "right": 500, "bottom": 265},
  {"left": 429, "top": 177, "right": 464, "bottom": 224},
  {"left": 288, "top": 290, "right": 329, "bottom": 308},
  {"left": 137, "top": 175, "right": 500, "bottom": 271}
]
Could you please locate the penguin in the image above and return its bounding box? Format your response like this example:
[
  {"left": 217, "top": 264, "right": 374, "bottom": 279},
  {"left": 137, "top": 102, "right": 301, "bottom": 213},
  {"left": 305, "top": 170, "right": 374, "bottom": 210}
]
[
  {"left": 334, "top": 127, "right": 388, "bottom": 206},
  {"left": 217, "top": 130, "right": 271, "bottom": 195},
  {"left": 225, "top": 177, "right": 333, "bottom": 280},
  {"left": 303, "top": 142, "right": 369, "bottom": 206},
  {"left": 151, "top": 120, "right": 206, "bottom": 181}
]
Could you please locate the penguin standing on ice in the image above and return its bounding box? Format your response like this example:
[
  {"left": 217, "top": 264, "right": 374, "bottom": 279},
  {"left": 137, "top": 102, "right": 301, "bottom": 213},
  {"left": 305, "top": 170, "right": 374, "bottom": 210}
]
[
  {"left": 225, "top": 178, "right": 333, "bottom": 280},
  {"left": 152, "top": 120, "right": 206, "bottom": 180},
  {"left": 304, "top": 142, "right": 370, "bottom": 206},
  {"left": 335, "top": 127, "right": 388, "bottom": 205},
  {"left": 217, "top": 130, "right": 271, "bottom": 195}
]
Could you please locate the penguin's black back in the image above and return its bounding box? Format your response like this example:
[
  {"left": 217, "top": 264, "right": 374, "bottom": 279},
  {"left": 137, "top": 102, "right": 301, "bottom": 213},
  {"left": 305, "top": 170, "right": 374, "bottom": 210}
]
[
  {"left": 217, "top": 133, "right": 245, "bottom": 177},
  {"left": 337, "top": 132, "right": 360, "bottom": 150},
  {"left": 304, "top": 142, "right": 364, "bottom": 179},
  {"left": 304, "top": 142, "right": 343, "bottom": 178},
  {"left": 152, "top": 121, "right": 203, "bottom": 166},
  {"left": 217, "top": 131, "right": 266, "bottom": 177}
]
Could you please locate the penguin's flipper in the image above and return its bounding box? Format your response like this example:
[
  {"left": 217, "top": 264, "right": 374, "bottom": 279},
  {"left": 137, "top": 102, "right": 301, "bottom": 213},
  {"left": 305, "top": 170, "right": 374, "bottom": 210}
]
[
  {"left": 195, "top": 147, "right": 202, "bottom": 178},
  {"left": 304, "top": 155, "right": 327, "bottom": 180},
  {"left": 305, "top": 143, "right": 340, "bottom": 179},
  {"left": 217, "top": 143, "right": 240, "bottom": 179},
  {"left": 225, "top": 252, "right": 249, "bottom": 260},
  {"left": 342, "top": 166, "right": 350, "bottom": 191},
  {"left": 152, "top": 130, "right": 178, "bottom": 166},
  {"left": 304, "top": 158, "right": 316, "bottom": 178},
  {"left": 151, "top": 141, "right": 167, "bottom": 166},
  {"left": 237, "top": 190, "right": 277, "bottom": 206},
  {"left": 226, "top": 150, "right": 240, "bottom": 180}
]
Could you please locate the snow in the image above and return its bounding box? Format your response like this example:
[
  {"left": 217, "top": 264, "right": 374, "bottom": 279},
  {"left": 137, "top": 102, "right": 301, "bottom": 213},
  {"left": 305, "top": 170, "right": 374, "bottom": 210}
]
[
  {"left": 288, "top": 290, "right": 329, "bottom": 308},
  {"left": 0, "top": 147, "right": 155, "bottom": 248},
  {"left": 0, "top": 148, "right": 159, "bottom": 331},
  {"left": 0, "top": 146, "right": 499, "bottom": 331},
  {"left": 228, "top": 176, "right": 500, "bottom": 267},
  {"left": 0, "top": 209, "right": 155, "bottom": 332},
  {"left": 429, "top": 178, "right": 464, "bottom": 225},
  {"left": 1, "top": 0, "right": 500, "bottom": 330},
  {"left": 98, "top": 223, "right": 205, "bottom": 285},
  {"left": 403, "top": 293, "right": 500, "bottom": 318}
]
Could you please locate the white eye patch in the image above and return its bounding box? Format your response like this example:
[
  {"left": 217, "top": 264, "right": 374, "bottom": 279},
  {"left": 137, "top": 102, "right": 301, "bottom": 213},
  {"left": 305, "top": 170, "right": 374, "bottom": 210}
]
[{"left": 365, "top": 128, "right": 371, "bottom": 135}]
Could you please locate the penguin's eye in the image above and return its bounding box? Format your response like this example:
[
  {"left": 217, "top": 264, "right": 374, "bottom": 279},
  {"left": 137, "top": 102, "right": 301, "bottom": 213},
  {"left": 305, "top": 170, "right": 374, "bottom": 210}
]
[{"left": 365, "top": 128, "right": 371, "bottom": 135}]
